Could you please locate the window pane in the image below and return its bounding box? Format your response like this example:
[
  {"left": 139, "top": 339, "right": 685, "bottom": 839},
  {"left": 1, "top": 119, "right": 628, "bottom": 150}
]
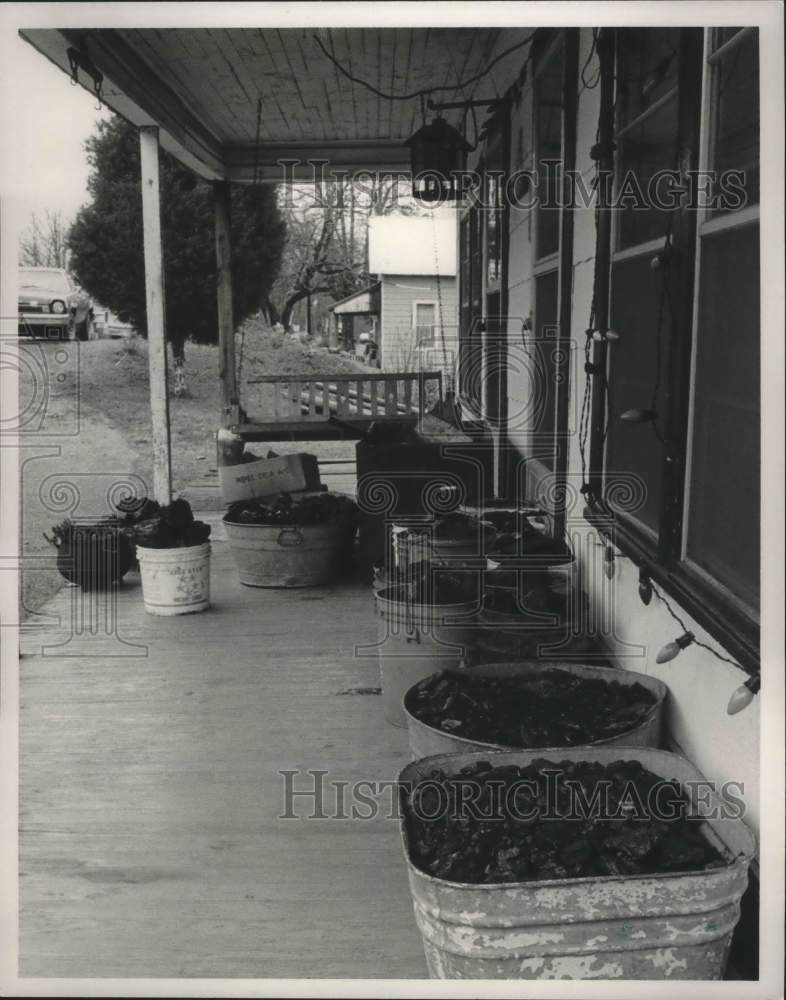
[
  {"left": 531, "top": 269, "right": 560, "bottom": 469},
  {"left": 686, "top": 224, "right": 759, "bottom": 612},
  {"left": 535, "top": 43, "right": 563, "bottom": 259},
  {"left": 711, "top": 29, "right": 759, "bottom": 212},
  {"left": 617, "top": 94, "right": 679, "bottom": 249},
  {"left": 415, "top": 303, "right": 436, "bottom": 344},
  {"left": 486, "top": 171, "right": 503, "bottom": 285},
  {"left": 713, "top": 27, "right": 745, "bottom": 51},
  {"left": 606, "top": 254, "right": 671, "bottom": 534},
  {"left": 460, "top": 216, "right": 470, "bottom": 306},
  {"left": 617, "top": 29, "right": 680, "bottom": 124}
]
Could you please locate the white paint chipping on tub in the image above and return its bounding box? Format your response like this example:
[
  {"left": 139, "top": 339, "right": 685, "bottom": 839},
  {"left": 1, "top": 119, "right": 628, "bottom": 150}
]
[
  {"left": 497, "top": 929, "right": 565, "bottom": 949},
  {"left": 519, "top": 957, "right": 545, "bottom": 974},
  {"left": 649, "top": 948, "right": 689, "bottom": 976},
  {"left": 585, "top": 935, "right": 609, "bottom": 947},
  {"left": 541, "top": 955, "right": 624, "bottom": 979},
  {"left": 630, "top": 930, "right": 647, "bottom": 939}
]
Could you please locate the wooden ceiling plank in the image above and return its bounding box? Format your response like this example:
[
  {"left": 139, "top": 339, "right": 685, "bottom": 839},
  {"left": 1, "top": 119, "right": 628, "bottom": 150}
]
[
  {"left": 255, "top": 30, "right": 299, "bottom": 133},
  {"left": 385, "top": 29, "right": 398, "bottom": 139},
  {"left": 275, "top": 28, "right": 309, "bottom": 139},
  {"left": 340, "top": 29, "right": 359, "bottom": 146},
  {"left": 133, "top": 30, "right": 221, "bottom": 135}
]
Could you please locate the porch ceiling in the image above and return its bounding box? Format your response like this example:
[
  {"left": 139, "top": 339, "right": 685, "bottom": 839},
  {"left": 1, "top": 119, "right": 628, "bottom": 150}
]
[{"left": 20, "top": 26, "right": 526, "bottom": 181}]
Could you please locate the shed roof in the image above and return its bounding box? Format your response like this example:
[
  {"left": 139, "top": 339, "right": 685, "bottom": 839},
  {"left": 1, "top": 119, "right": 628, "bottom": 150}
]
[{"left": 331, "top": 282, "right": 380, "bottom": 315}]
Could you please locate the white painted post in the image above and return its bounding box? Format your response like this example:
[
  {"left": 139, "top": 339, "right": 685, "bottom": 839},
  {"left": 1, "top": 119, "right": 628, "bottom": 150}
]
[
  {"left": 214, "top": 181, "right": 238, "bottom": 427},
  {"left": 139, "top": 126, "right": 172, "bottom": 506}
]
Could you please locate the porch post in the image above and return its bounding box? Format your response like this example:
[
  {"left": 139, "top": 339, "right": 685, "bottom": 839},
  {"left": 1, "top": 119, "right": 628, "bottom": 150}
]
[
  {"left": 139, "top": 126, "right": 172, "bottom": 506},
  {"left": 213, "top": 181, "right": 238, "bottom": 427}
]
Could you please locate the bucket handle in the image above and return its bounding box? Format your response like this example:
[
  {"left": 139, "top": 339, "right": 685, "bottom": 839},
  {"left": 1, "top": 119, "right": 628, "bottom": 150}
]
[{"left": 277, "top": 527, "right": 304, "bottom": 548}]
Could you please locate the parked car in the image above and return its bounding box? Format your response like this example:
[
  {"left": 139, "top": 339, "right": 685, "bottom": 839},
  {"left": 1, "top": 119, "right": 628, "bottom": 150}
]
[{"left": 18, "top": 267, "right": 95, "bottom": 341}]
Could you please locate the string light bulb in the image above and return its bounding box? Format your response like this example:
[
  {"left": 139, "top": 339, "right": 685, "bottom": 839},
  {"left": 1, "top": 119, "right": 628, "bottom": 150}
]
[
  {"left": 638, "top": 568, "right": 653, "bottom": 605},
  {"left": 603, "top": 545, "right": 616, "bottom": 579},
  {"left": 621, "top": 408, "right": 658, "bottom": 423},
  {"left": 726, "top": 674, "right": 760, "bottom": 715},
  {"left": 592, "top": 329, "right": 620, "bottom": 343},
  {"left": 656, "top": 631, "right": 695, "bottom": 663}
]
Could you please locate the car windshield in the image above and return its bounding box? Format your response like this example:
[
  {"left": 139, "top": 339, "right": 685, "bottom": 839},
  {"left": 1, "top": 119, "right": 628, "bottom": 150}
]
[{"left": 19, "top": 270, "right": 72, "bottom": 293}]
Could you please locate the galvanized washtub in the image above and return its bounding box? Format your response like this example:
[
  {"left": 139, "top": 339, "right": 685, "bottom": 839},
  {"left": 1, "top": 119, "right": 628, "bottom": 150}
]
[
  {"left": 375, "top": 584, "right": 476, "bottom": 727},
  {"left": 403, "top": 661, "right": 668, "bottom": 759},
  {"left": 223, "top": 518, "right": 355, "bottom": 587},
  {"left": 398, "top": 747, "right": 756, "bottom": 980}
]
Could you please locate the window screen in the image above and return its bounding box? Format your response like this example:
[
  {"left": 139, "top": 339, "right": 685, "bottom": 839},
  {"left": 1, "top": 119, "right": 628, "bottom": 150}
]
[
  {"left": 686, "top": 223, "right": 760, "bottom": 613},
  {"left": 535, "top": 42, "right": 564, "bottom": 259},
  {"left": 606, "top": 254, "right": 671, "bottom": 534},
  {"left": 532, "top": 269, "right": 560, "bottom": 469}
]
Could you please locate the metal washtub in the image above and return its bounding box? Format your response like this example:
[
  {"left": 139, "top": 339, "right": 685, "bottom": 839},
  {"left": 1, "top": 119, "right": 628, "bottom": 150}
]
[
  {"left": 398, "top": 747, "right": 756, "bottom": 980},
  {"left": 375, "top": 584, "right": 476, "bottom": 727},
  {"left": 403, "top": 661, "right": 668, "bottom": 759},
  {"left": 223, "top": 518, "right": 355, "bottom": 587}
]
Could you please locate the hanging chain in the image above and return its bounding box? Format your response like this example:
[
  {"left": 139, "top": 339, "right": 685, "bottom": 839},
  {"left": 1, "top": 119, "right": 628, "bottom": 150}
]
[
  {"left": 431, "top": 211, "right": 450, "bottom": 396},
  {"left": 237, "top": 96, "right": 264, "bottom": 398},
  {"left": 252, "top": 96, "right": 263, "bottom": 185}
]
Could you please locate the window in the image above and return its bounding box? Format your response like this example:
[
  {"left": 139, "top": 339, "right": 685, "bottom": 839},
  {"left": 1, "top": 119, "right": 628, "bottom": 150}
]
[
  {"left": 413, "top": 301, "right": 437, "bottom": 346},
  {"left": 521, "top": 30, "right": 578, "bottom": 511},
  {"left": 683, "top": 28, "right": 760, "bottom": 618},
  {"left": 589, "top": 27, "right": 760, "bottom": 666},
  {"left": 458, "top": 205, "right": 483, "bottom": 412}
]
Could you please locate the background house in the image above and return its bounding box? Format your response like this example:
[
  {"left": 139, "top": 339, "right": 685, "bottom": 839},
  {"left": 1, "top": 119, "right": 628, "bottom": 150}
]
[{"left": 330, "top": 214, "right": 458, "bottom": 370}]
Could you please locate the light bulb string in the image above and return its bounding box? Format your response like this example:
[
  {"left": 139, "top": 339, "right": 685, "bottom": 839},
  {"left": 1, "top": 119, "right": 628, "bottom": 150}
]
[
  {"left": 648, "top": 579, "right": 744, "bottom": 670},
  {"left": 593, "top": 542, "right": 752, "bottom": 675}
]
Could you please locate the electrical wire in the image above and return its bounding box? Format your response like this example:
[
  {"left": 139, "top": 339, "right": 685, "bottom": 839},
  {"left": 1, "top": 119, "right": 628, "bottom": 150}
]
[
  {"left": 648, "top": 580, "right": 745, "bottom": 670},
  {"left": 312, "top": 31, "right": 536, "bottom": 102}
]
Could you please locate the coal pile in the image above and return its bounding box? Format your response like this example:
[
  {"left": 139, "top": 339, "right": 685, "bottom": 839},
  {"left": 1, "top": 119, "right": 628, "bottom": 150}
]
[
  {"left": 408, "top": 668, "right": 657, "bottom": 747},
  {"left": 403, "top": 758, "right": 727, "bottom": 883},
  {"left": 44, "top": 518, "right": 135, "bottom": 589},
  {"left": 224, "top": 491, "right": 357, "bottom": 527},
  {"left": 118, "top": 496, "right": 211, "bottom": 549},
  {"left": 382, "top": 565, "right": 478, "bottom": 605}
]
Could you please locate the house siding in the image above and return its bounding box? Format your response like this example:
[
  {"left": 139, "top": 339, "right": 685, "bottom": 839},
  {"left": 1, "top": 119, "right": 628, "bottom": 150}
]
[{"left": 379, "top": 274, "right": 458, "bottom": 373}]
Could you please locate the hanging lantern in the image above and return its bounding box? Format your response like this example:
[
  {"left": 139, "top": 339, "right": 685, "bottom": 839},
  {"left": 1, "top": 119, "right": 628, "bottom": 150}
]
[{"left": 406, "top": 116, "right": 471, "bottom": 203}]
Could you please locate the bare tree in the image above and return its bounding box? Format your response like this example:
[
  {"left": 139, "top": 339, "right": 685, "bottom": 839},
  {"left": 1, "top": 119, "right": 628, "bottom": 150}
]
[
  {"left": 19, "top": 210, "right": 70, "bottom": 268},
  {"left": 267, "top": 175, "right": 424, "bottom": 332}
]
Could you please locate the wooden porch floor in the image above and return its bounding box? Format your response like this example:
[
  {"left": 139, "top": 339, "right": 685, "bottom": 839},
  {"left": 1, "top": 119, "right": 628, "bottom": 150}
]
[{"left": 19, "top": 525, "right": 427, "bottom": 979}]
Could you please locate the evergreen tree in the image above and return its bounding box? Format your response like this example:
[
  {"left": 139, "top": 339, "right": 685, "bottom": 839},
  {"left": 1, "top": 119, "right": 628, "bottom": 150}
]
[{"left": 67, "top": 117, "right": 286, "bottom": 391}]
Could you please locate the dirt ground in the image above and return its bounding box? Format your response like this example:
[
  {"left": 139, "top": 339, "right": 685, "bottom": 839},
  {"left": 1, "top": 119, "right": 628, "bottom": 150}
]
[{"left": 19, "top": 317, "right": 364, "bottom": 618}]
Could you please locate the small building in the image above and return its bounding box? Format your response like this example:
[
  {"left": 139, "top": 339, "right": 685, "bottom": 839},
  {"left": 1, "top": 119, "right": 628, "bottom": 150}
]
[{"left": 331, "top": 215, "right": 458, "bottom": 370}]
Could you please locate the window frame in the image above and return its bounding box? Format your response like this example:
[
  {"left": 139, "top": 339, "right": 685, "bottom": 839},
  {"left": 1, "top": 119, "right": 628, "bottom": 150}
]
[
  {"left": 585, "top": 27, "right": 760, "bottom": 672},
  {"left": 412, "top": 299, "right": 439, "bottom": 347},
  {"left": 522, "top": 28, "right": 579, "bottom": 537}
]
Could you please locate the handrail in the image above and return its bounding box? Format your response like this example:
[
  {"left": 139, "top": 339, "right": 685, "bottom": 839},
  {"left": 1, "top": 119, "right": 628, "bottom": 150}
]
[{"left": 246, "top": 371, "right": 442, "bottom": 384}]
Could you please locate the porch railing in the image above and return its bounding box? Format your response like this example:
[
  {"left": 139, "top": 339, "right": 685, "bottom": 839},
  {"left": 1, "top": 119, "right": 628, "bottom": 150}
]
[{"left": 244, "top": 371, "right": 442, "bottom": 424}]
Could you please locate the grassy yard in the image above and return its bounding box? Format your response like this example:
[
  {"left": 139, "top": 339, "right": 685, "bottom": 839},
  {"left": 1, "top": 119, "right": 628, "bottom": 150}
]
[{"left": 20, "top": 317, "right": 364, "bottom": 617}]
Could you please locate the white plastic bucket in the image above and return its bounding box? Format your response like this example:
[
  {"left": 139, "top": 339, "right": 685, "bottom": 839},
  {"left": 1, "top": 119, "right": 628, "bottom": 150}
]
[{"left": 136, "top": 543, "right": 211, "bottom": 615}]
